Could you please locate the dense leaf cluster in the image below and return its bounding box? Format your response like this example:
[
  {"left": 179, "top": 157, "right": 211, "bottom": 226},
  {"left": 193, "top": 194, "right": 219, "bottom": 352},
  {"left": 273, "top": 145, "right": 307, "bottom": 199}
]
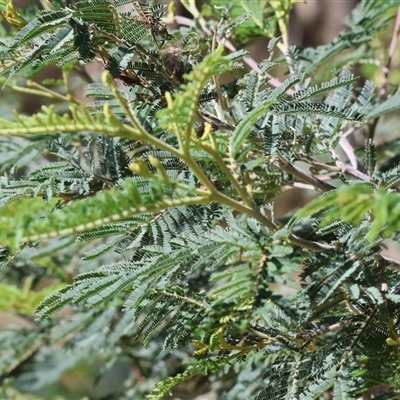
[{"left": 1, "top": 0, "right": 400, "bottom": 399}]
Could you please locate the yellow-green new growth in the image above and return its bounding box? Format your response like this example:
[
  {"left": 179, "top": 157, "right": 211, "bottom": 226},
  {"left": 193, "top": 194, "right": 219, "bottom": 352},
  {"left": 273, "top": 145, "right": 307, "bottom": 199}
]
[{"left": 0, "top": 0, "right": 27, "bottom": 30}]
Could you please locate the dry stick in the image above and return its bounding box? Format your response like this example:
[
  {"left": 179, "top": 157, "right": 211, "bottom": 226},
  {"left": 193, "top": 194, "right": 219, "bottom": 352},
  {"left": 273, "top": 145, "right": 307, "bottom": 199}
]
[
  {"left": 379, "top": 6, "right": 400, "bottom": 100},
  {"left": 339, "top": 129, "right": 363, "bottom": 171},
  {"left": 307, "top": 155, "right": 370, "bottom": 183},
  {"left": 329, "top": 141, "right": 371, "bottom": 182},
  {"left": 336, "top": 164, "right": 370, "bottom": 182},
  {"left": 276, "top": 151, "right": 336, "bottom": 192},
  {"left": 368, "top": 6, "right": 400, "bottom": 141}
]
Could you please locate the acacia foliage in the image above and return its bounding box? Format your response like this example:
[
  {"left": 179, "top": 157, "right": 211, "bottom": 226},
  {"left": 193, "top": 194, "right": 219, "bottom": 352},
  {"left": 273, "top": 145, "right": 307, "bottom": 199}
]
[{"left": 1, "top": 0, "right": 400, "bottom": 398}]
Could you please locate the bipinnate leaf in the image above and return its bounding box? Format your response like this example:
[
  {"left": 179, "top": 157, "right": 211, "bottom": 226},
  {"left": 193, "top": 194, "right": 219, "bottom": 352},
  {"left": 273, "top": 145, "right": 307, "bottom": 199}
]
[{"left": 0, "top": 179, "right": 208, "bottom": 250}]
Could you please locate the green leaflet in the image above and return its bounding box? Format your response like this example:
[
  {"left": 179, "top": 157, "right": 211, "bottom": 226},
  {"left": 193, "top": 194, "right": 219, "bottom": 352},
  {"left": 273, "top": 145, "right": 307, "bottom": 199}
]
[
  {"left": 230, "top": 98, "right": 277, "bottom": 158},
  {"left": 367, "top": 94, "right": 400, "bottom": 119},
  {"left": 10, "top": 10, "right": 72, "bottom": 49},
  {"left": 0, "top": 328, "right": 43, "bottom": 376},
  {"left": 296, "top": 183, "right": 400, "bottom": 242},
  {"left": 0, "top": 178, "right": 209, "bottom": 250},
  {"left": 2, "top": 0, "right": 400, "bottom": 399}
]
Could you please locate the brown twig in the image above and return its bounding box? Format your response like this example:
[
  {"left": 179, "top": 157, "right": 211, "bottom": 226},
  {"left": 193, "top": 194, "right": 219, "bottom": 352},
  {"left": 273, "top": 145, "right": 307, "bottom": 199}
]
[
  {"left": 339, "top": 129, "right": 364, "bottom": 171},
  {"left": 276, "top": 151, "right": 336, "bottom": 192},
  {"left": 379, "top": 6, "right": 400, "bottom": 100},
  {"left": 308, "top": 157, "right": 370, "bottom": 183},
  {"left": 368, "top": 7, "right": 400, "bottom": 141}
]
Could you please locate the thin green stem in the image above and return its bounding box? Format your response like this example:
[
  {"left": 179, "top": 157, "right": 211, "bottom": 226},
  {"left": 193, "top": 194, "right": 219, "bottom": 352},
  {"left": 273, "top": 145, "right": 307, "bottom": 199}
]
[
  {"left": 124, "top": 124, "right": 333, "bottom": 252},
  {"left": 211, "top": 190, "right": 332, "bottom": 251},
  {"left": 105, "top": 72, "right": 147, "bottom": 132},
  {"left": 8, "top": 81, "right": 85, "bottom": 106},
  {"left": 120, "top": 124, "right": 218, "bottom": 195},
  {"left": 149, "top": 350, "right": 249, "bottom": 400},
  {"left": 180, "top": 153, "right": 221, "bottom": 195},
  {"left": 217, "top": 328, "right": 270, "bottom": 351},
  {"left": 62, "top": 69, "right": 74, "bottom": 101},
  {"left": 195, "top": 140, "right": 256, "bottom": 208},
  {"left": 109, "top": 4, "right": 123, "bottom": 37},
  {"left": 107, "top": 75, "right": 332, "bottom": 252}
]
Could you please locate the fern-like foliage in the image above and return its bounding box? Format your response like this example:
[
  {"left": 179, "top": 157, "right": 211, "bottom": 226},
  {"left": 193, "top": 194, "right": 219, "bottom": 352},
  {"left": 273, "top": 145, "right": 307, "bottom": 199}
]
[{"left": 2, "top": 0, "right": 400, "bottom": 399}]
